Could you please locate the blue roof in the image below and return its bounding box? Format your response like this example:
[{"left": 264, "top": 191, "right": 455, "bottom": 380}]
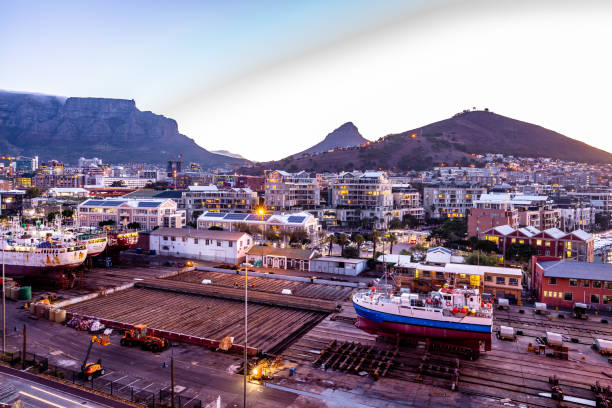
[
  {"left": 154, "top": 191, "right": 185, "bottom": 199},
  {"left": 204, "top": 212, "right": 226, "bottom": 218},
  {"left": 539, "top": 260, "right": 612, "bottom": 281},
  {"left": 287, "top": 216, "right": 306, "bottom": 224},
  {"left": 137, "top": 201, "right": 163, "bottom": 208},
  {"left": 82, "top": 200, "right": 125, "bottom": 207},
  {"left": 223, "top": 213, "right": 248, "bottom": 221},
  {"left": 427, "top": 246, "right": 452, "bottom": 254}
]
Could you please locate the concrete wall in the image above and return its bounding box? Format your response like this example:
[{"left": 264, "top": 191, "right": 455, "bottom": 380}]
[
  {"left": 309, "top": 259, "right": 367, "bottom": 276},
  {"left": 150, "top": 234, "right": 251, "bottom": 264}
]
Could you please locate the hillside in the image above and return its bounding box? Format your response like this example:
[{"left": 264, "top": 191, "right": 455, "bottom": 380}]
[
  {"left": 0, "top": 91, "right": 249, "bottom": 167},
  {"left": 250, "top": 110, "right": 612, "bottom": 173},
  {"left": 296, "top": 122, "right": 367, "bottom": 157}
]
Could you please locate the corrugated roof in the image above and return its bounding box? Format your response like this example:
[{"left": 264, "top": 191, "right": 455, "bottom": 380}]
[
  {"left": 312, "top": 256, "right": 367, "bottom": 264},
  {"left": 150, "top": 227, "right": 248, "bottom": 240},
  {"left": 539, "top": 260, "right": 612, "bottom": 281},
  {"left": 247, "top": 245, "right": 315, "bottom": 260},
  {"left": 571, "top": 230, "right": 592, "bottom": 241},
  {"left": 543, "top": 228, "right": 566, "bottom": 239},
  {"left": 493, "top": 225, "right": 516, "bottom": 236}
]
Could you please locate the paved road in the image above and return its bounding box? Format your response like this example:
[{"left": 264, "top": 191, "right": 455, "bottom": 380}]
[{"left": 0, "top": 368, "right": 119, "bottom": 408}]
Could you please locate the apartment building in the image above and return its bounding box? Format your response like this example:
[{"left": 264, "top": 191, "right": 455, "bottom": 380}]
[
  {"left": 265, "top": 170, "right": 320, "bottom": 211},
  {"left": 183, "top": 185, "right": 258, "bottom": 218},
  {"left": 33, "top": 174, "right": 86, "bottom": 189},
  {"left": 569, "top": 190, "right": 612, "bottom": 214},
  {"left": 78, "top": 198, "right": 185, "bottom": 230},
  {"left": 481, "top": 225, "right": 594, "bottom": 262},
  {"left": 391, "top": 184, "right": 425, "bottom": 220},
  {"left": 423, "top": 185, "right": 486, "bottom": 218},
  {"left": 559, "top": 207, "right": 596, "bottom": 231},
  {"left": 467, "top": 194, "right": 519, "bottom": 238}
]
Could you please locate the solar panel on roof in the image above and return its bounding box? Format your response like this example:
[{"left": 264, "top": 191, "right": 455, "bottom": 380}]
[
  {"left": 204, "top": 212, "right": 226, "bottom": 218},
  {"left": 82, "top": 200, "right": 125, "bottom": 206},
  {"left": 223, "top": 213, "right": 248, "bottom": 221},
  {"left": 138, "top": 202, "right": 162, "bottom": 208},
  {"left": 247, "top": 214, "right": 271, "bottom": 221},
  {"left": 287, "top": 216, "right": 306, "bottom": 224}
]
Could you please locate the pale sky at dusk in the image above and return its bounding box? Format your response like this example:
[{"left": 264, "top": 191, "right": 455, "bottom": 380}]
[{"left": 2, "top": 0, "right": 611, "bottom": 161}]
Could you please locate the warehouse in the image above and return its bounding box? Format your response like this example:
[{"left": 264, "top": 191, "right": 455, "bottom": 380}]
[
  {"left": 309, "top": 256, "right": 367, "bottom": 276},
  {"left": 246, "top": 246, "right": 318, "bottom": 271},
  {"left": 149, "top": 227, "right": 252, "bottom": 264},
  {"left": 533, "top": 257, "right": 612, "bottom": 311}
]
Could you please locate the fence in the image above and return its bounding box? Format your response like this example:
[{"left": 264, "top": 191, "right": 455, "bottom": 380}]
[{"left": 1, "top": 351, "right": 203, "bottom": 408}]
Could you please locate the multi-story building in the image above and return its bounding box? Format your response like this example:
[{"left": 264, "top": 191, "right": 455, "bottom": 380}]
[
  {"left": 559, "top": 207, "right": 596, "bottom": 231},
  {"left": 197, "top": 211, "right": 320, "bottom": 245},
  {"left": 569, "top": 190, "right": 612, "bottom": 214},
  {"left": 184, "top": 185, "right": 258, "bottom": 218},
  {"left": 265, "top": 170, "right": 320, "bottom": 211},
  {"left": 84, "top": 175, "right": 154, "bottom": 189},
  {"left": 78, "top": 198, "right": 185, "bottom": 230},
  {"left": 0, "top": 190, "right": 25, "bottom": 216},
  {"left": 33, "top": 174, "right": 86, "bottom": 189},
  {"left": 468, "top": 194, "right": 519, "bottom": 238},
  {"left": 532, "top": 257, "right": 612, "bottom": 311},
  {"left": 37, "top": 160, "right": 64, "bottom": 175},
  {"left": 391, "top": 184, "right": 425, "bottom": 220},
  {"left": 481, "top": 225, "right": 594, "bottom": 262},
  {"left": 423, "top": 185, "right": 486, "bottom": 218},
  {"left": 15, "top": 156, "right": 38, "bottom": 173}
]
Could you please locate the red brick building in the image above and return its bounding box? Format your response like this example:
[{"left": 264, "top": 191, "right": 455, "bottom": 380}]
[
  {"left": 532, "top": 256, "right": 612, "bottom": 311},
  {"left": 467, "top": 207, "right": 518, "bottom": 238},
  {"left": 481, "top": 225, "right": 594, "bottom": 262}
]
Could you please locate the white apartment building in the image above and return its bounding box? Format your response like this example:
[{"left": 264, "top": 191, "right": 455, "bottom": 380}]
[
  {"left": 569, "top": 190, "right": 612, "bottom": 214},
  {"left": 85, "top": 175, "right": 154, "bottom": 189},
  {"left": 197, "top": 211, "right": 320, "bottom": 244},
  {"left": 331, "top": 171, "right": 394, "bottom": 228},
  {"left": 183, "top": 185, "right": 258, "bottom": 218},
  {"left": 560, "top": 207, "right": 596, "bottom": 231},
  {"left": 423, "top": 185, "right": 487, "bottom": 218},
  {"left": 78, "top": 198, "right": 185, "bottom": 230},
  {"left": 265, "top": 170, "right": 320, "bottom": 211},
  {"left": 391, "top": 184, "right": 425, "bottom": 220},
  {"left": 150, "top": 228, "right": 252, "bottom": 263}
]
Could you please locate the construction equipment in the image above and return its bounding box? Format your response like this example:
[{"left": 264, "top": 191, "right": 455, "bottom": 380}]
[
  {"left": 120, "top": 324, "right": 168, "bottom": 352},
  {"left": 81, "top": 330, "right": 111, "bottom": 381},
  {"left": 573, "top": 302, "right": 589, "bottom": 320}
]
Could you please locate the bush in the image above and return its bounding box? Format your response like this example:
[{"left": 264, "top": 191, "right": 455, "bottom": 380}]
[{"left": 342, "top": 246, "right": 360, "bottom": 258}]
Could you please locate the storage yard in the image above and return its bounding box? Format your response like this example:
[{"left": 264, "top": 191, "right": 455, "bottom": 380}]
[{"left": 4, "top": 263, "right": 612, "bottom": 407}]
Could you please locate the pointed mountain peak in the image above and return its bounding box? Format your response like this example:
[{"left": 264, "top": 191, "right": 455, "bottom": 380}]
[{"left": 296, "top": 122, "right": 367, "bottom": 157}]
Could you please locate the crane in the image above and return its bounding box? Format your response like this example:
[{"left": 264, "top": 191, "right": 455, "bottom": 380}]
[{"left": 81, "top": 329, "right": 111, "bottom": 380}]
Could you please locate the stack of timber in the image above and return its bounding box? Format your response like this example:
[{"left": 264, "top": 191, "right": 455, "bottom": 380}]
[{"left": 313, "top": 340, "right": 397, "bottom": 378}]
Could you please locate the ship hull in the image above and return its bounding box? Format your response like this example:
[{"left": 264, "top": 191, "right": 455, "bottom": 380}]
[
  {"left": 84, "top": 241, "right": 107, "bottom": 257},
  {"left": 353, "top": 302, "right": 492, "bottom": 350},
  {"left": 3, "top": 263, "right": 85, "bottom": 279}
]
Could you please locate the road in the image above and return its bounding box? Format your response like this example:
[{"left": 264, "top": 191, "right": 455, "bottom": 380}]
[{"left": 0, "top": 367, "right": 123, "bottom": 408}]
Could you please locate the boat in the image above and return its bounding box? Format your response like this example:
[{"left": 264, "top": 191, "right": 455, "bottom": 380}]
[
  {"left": 75, "top": 232, "right": 108, "bottom": 257},
  {"left": 0, "top": 238, "right": 87, "bottom": 279},
  {"left": 106, "top": 230, "right": 139, "bottom": 251},
  {"left": 353, "top": 285, "right": 493, "bottom": 354}
]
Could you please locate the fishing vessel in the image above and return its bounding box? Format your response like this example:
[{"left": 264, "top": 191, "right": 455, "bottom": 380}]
[
  {"left": 106, "top": 230, "right": 139, "bottom": 251},
  {"left": 0, "top": 238, "right": 87, "bottom": 279},
  {"left": 353, "top": 285, "right": 493, "bottom": 355},
  {"left": 75, "top": 232, "right": 108, "bottom": 257}
]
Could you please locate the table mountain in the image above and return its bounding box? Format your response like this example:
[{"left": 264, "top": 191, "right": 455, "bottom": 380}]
[
  {"left": 296, "top": 122, "right": 368, "bottom": 157},
  {"left": 251, "top": 110, "right": 612, "bottom": 173},
  {"left": 0, "top": 90, "right": 248, "bottom": 167}
]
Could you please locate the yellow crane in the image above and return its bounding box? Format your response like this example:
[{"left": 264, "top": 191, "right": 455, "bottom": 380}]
[{"left": 81, "top": 330, "right": 111, "bottom": 380}]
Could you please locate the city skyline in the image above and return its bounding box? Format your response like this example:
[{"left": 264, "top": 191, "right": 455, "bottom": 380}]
[{"left": 2, "top": 0, "right": 612, "bottom": 162}]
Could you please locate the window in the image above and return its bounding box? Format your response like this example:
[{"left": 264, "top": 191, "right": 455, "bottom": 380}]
[
  {"left": 496, "top": 277, "right": 506, "bottom": 285},
  {"left": 604, "top": 295, "right": 612, "bottom": 305},
  {"left": 509, "top": 278, "right": 518, "bottom": 286},
  {"left": 485, "top": 275, "right": 492, "bottom": 282},
  {"left": 229, "top": 241, "right": 233, "bottom": 247},
  {"left": 605, "top": 282, "right": 612, "bottom": 289},
  {"left": 582, "top": 280, "right": 589, "bottom": 288},
  {"left": 590, "top": 294, "right": 600, "bottom": 304},
  {"left": 592, "top": 281, "right": 602, "bottom": 288},
  {"left": 569, "top": 279, "right": 577, "bottom": 287},
  {"left": 548, "top": 277, "right": 557, "bottom": 285},
  {"left": 171, "top": 237, "right": 175, "bottom": 241},
  {"left": 543, "top": 291, "right": 548, "bottom": 297},
  {"left": 564, "top": 292, "right": 573, "bottom": 301},
  {"left": 217, "top": 241, "right": 222, "bottom": 247},
  {"left": 205, "top": 239, "right": 210, "bottom": 245},
  {"left": 182, "top": 237, "right": 187, "bottom": 242},
  {"left": 436, "top": 272, "right": 445, "bottom": 280},
  {"left": 163, "top": 236, "right": 168, "bottom": 241},
  {"left": 423, "top": 271, "right": 431, "bottom": 278},
  {"left": 194, "top": 238, "right": 198, "bottom": 244}
]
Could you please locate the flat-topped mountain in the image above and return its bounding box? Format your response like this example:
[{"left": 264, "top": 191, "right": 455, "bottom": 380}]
[{"left": 0, "top": 91, "right": 248, "bottom": 167}]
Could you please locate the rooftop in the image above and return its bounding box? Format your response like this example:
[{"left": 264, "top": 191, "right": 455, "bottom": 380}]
[
  {"left": 150, "top": 227, "right": 248, "bottom": 241},
  {"left": 247, "top": 245, "right": 315, "bottom": 260},
  {"left": 538, "top": 260, "right": 612, "bottom": 281}
]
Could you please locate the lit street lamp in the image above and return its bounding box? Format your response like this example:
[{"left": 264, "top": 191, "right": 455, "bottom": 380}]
[{"left": 241, "top": 262, "right": 253, "bottom": 408}]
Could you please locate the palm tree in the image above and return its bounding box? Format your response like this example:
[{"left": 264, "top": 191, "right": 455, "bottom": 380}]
[
  {"left": 337, "top": 233, "right": 349, "bottom": 253},
  {"left": 386, "top": 232, "right": 398, "bottom": 254},
  {"left": 371, "top": 230, "right": 381, "bottom": 257},
  {"left": 352, "top": 233, "right": 365, "bottom": 256},
  {"left": 324, "top": 234, "right": 338, "bottom": 256}
]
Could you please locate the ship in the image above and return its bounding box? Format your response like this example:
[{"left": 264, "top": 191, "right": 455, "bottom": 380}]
[
  {"left": 106, "top": 230, "right": 139, "bottom": 251},
  {"left": 0, "top": 238, "right": 87, "bottom": 279},
  {"left": 75, "top": 232, "right": 108, "bottom": 257},
  {"left": 353, "top": 285, "right": 493, "bottom": 356}
]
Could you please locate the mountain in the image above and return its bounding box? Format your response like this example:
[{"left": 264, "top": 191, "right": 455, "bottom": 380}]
[
  {"left": 248, "top": 110, "right": 612, "bottom": 173},
  {"left": 0, "top": 90, "right": 249, "bottom": 167},
  {"left": 210, "top": 150, "right": 248, "bottom": 160},
  {"left": 296, "top": 122, "right": 367, "bottom": 157}
]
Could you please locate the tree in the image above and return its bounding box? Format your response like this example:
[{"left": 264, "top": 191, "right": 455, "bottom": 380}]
[
  {"left": 370, "top": 230, "right": 381, "bottom": 258},
  {"left": 352, "top": 233, "right": 365, "bottom": 255},
  {"left": 47, "top": 211, "right": 60, "bottom": 223},
  {"left": 144, "top": 181, "right": 171, "bottom": 190},
  {"left": 127, "top": 222, "right": 141, "bottom": 230},
  {"left": 235, "top": 222, "right": 254, "bottom": 235},
  {"left": 25, "top": 187, "right": 43, "bottom": 199},
  {"left": 595, "top": 213, "right": 611, "bottom": 231},
  {"left": 264, "top": 229, "right": 280, "bottom": 242},
  {"left": 342, "top": 246, "right": 360, "bottom": 258},
  {"left": 99, "top": 220, "right": 116, "bottom": 227},
  {"left": 385, "top": 232, "right": 398, "bottom": 254},
  {"left": 323, "top": 234, "right": 338, "bottom": 256},
  {"left": 192, "top": 211, "right": 203, "bottom": 221},
  {"left": 505, "top": 243, "right": 536, "bottom": 263},
  {"left": 473, "top": 239, "right": 499, "bottom": 254},
  {"left": 61, "top": 208, "right": 74, "bottom": 218},
  {"left": 465, "top": 252, "right": 499, "bottom": 266},
  {"left": 389, "top": 217, "right": 403, "bottom": 230},
  {"left": 402, "top": 214, "right": 419, "bottom": 228},
  {"left": 399, "top": 249, "right": 412, "bottom": 256},
  {"left": 110, "top": 180, "right": 126, "bottom": 187},
  {"left": 289, "top": 228, "right": 309, "bottom": 245},
  {"left": 337, "top": 233, "right": 349, "bottom": 253}
]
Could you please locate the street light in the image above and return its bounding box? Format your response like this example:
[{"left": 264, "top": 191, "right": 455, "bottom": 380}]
[
  {"left": 241, "top": 262, "right": 253, "bottom": 408},
  {"left": 256, "top": 206, "right": 265, "bottom": 268}
]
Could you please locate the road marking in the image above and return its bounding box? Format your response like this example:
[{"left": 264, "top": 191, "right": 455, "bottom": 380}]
[
  {"left": 19, "top": 391, "right": 67, "bottom": 408},
  {"left": 97, "top": 371, "right": 115, "bottom": 379},
  {"left": 138, "top": 383, "right": 155, "bottom": 391},
  {"left": 30, "top": 386, "right": 85, "bottom": 405},
  {"left": 113, "top": 375, "right": 128, "bottom": 383},
  {"left": 118, "top": 379, "right": 140, "bottom": 392},
  {"left": 183, "top": 393, "right": 199, "bottom": 406}
]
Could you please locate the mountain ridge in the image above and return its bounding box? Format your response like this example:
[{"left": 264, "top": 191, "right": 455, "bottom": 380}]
[{"left": 0, "top": 90, "right": 248, "bottom": 167}]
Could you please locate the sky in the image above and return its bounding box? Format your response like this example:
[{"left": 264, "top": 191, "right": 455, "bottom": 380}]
[{"left": 2, "top": 0, "right": 611, "bottom": 161}]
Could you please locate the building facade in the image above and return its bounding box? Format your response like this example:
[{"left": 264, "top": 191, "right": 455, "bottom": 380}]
[
  {"left": 78, "top": 198, "right": 185, "bottom": 230},
  {"left": 423, "top": 185, "right": 486, "bottom": 219},
  {"left": 265, "top": 170, "right": 320, "bottom": 211}
]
